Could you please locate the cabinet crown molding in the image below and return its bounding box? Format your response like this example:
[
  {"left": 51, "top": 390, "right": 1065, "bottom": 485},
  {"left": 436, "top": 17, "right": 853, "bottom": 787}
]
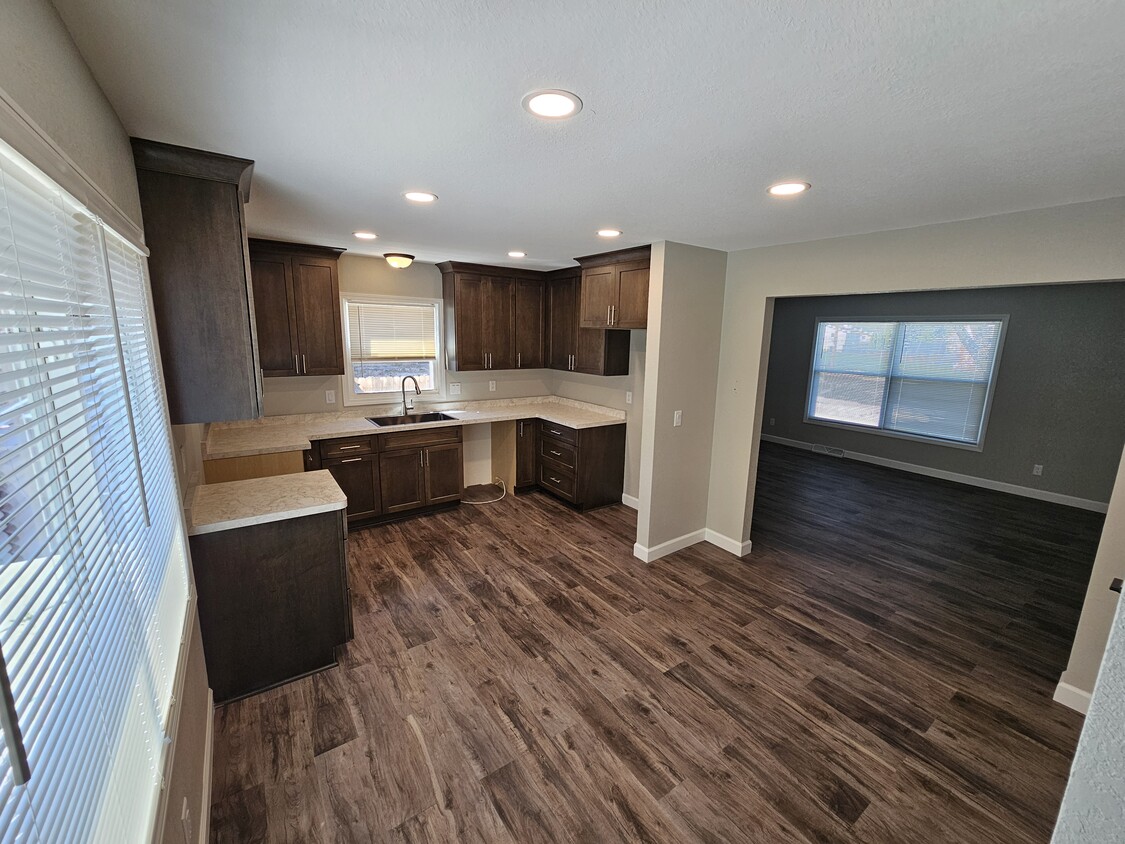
[
  {"left": 437, "top": 260, "right": 550, "bottom": 281},
  {"left": 574, "top": 244, "right": 651, "bottom": 268},
  {"left": 131, "top": 137, "right": 254, "bottom": 202},
  {"left": 248, "top": 238, "right": 346, "bottom": 257}
]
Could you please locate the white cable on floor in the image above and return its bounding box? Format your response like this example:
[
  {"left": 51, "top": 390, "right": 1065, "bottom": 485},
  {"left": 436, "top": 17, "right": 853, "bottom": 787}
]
[{"left": 462, "top": 477, "right": 507, "bottom": 505}]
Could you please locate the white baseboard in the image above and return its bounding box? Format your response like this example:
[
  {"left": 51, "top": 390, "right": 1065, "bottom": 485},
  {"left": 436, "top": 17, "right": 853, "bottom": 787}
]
[
  {"left": 761, "top": 434, "right": 1109, "bottom": 513},
  {"left": 634, "top": 529, "right": 706, "bottom": 563},
  {"left": 199, "top": 688, "right": 214, "bottom": 844},
  {"left": 621, "top": 493, "right": 640, "bottom": 510},
  {"left": 704, "top": 530, "right": 753, "bottom": 557},
  {"left": 1053, "top": 679, "right": 1091, "bottom": 715}
]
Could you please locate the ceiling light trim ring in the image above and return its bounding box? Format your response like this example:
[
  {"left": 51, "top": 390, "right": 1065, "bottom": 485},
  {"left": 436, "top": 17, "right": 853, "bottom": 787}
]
[{"left": 522, "top": 89, "right": 583, "bottom": 120}]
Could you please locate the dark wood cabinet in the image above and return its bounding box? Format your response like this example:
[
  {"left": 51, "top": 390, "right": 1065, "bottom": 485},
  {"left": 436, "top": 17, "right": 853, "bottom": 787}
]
[
  {"left": 536, "top": 421, "right": 626, "bottom": 510},
  {"left": 308, "top": 426, "right": 463, "bottom": 523},
  {"left": 249, "top": 239, "right": 345, "bottom": 377},
  {"left": 189, "top": 509, "right": 350, "bottom": 703},
  {"left": 546, "top": 267, "right": 631, "bottom": 376},
  {"left": 515, "top": 418, "right": 537, "bottom": 490},
  {"left": 131, "top": 138, "right": 260, "bottom": 423},
  {"left": 440, "top": 262, "right": 544, "bottom": 371},
  {"left": 576, "top": 246, "right": 651, "bottom": 329},
  {"left": 514, "top": 278, "right": 545, "bottom": 369}
]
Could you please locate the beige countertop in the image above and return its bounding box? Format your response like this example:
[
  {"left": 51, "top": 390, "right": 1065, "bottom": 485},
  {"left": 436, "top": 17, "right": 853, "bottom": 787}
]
[
  {"left": 203, "top": 396, "right": 626, "bottom": 460},
  {"left": 188, "top": 470, "right": 347, "bottom": 535}
]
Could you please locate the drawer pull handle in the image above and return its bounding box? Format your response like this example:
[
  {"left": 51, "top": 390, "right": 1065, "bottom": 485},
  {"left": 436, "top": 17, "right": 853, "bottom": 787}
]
[
  {"left": 549, "top": 429, "right": 561, "bottom": 435},
  {"left": 548, "top": 476, "right": 561, "bottom": 484},
  {"left": 339, "top": 457, "right": 363, "bottom": 463},
  {"left": 549, "top": 450, "right": 562, "bottom": 456},
  {"left": 338, "top": 445, "right": 363, "bottom": 450}
]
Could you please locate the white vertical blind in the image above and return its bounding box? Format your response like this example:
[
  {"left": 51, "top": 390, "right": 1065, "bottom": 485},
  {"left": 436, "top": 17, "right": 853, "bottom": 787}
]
[
  {"left": 808, "top": 319, "right": 1004, "bottom": 445},
  {"left": 0, "top": 137, "right": 188, "bottom": 842}
]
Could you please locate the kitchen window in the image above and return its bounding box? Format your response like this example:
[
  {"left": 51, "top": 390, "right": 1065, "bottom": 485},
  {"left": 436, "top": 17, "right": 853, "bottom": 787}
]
[
  {"left": 341, "top": 295, "right": 444, "bottom": 405},
  {"left": 0, "top": 137, "right": 188, "bottom": 841},
  {"left": 806, "top": 317, "right": 1006, "bottom": 448}
]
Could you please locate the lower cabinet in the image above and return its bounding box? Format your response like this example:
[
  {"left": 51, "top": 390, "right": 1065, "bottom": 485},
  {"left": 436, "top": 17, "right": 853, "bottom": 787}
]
[
  {"left": 308, "top": 425, "right": 463, "bottom": 524},
  {"left": 189, "top": 509, "right": 351, "bottom": 703},
  {"left": 515, "top": 418, "right": 537, "bottom": 490},
  {"left": 536, "top": 421, "right": 626, "bottom": 510}
]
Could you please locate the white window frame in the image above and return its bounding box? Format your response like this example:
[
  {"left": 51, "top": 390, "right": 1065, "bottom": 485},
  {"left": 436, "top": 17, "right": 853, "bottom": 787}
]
[
  {"left": 339, "top": 293, "right": 446, "bottom": 407},
  {"left": 804, "top": 315, "right": 1008, "bottom": 451}
]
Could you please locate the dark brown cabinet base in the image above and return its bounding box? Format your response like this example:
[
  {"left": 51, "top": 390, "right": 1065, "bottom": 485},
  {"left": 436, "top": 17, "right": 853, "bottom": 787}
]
[
  {"left": 189, "top": 509, "right": 351, "bottom": 704},
  {"left": 536, "top": 421, "right": 626, "bottom": 510}
]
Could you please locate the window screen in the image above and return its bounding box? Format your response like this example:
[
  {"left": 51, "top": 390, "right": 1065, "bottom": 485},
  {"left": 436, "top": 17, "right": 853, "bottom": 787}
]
[
  {"left": 0, "top": 138, "right": 189, "bottom": 842},
  {"left": 344, "top": 298, "right": 440, "bottom": 397},
  {"left": 808, "top": 319, "right": 1004, "bottom": 446}
]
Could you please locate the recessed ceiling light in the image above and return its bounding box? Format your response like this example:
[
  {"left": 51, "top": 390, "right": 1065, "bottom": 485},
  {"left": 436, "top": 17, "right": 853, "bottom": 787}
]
[
  {"left": 403, "top": 191, "right": 438, "bottom": 203},
  {"left": 508, "top": 251, "right": 526, "bottom": 258},
  {"left": 384, "top": 253, "right": 414, "bottom": 269},
  {"left": 353, "top": 230, "right": 378, "bottom": 240},
  {"left": 597, "top": 229, "right": 622, "bottom": 238},
  {"left": 767, "top": 181, "right": 811, "bottom": 197},
  {"left": 522, "top": 89, "right": 583, "bottom": 120}
]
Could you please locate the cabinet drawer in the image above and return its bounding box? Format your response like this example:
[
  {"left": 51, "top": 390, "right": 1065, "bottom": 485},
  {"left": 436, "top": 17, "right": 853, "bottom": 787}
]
[
  {"left": 320, "top": 435, "right": 376, "bottom": 458},
  {"left": 538, "top": 463, "right": 576, "bottom": 502},
  {"left": 539, "top": 437, "right": 576, "bottom": 469},
  {"left": 538, "top": 420, "right": 577, "bottom": 444},
  {"left": 380, "top": 425, "right": 462, "bottom": 451}
]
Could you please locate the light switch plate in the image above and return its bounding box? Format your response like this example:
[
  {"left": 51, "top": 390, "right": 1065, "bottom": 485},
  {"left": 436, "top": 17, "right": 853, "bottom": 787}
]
[
  {"left": 673, "top": 410, "right": 683, "bottom": 427},
  {"left": 449, "top": 382, "right": 461, "bottom": 395},
  {"left": 325, "top": 389, "right": 336, "bottom": 405}
]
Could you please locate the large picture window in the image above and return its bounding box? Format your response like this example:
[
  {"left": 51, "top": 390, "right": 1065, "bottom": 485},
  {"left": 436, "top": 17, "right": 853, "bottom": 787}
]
[
  {"left": 342, "top": 296, "right": 442, "bottom": 405},
  {"left": 806, "top": 318, "right": 1005, "bottom": 447}
]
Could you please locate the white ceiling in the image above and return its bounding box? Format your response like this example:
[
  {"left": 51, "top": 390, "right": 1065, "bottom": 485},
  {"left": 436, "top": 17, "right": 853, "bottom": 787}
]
[{"left": 53, "top": 0, "right": 1125, "bottom": 270}]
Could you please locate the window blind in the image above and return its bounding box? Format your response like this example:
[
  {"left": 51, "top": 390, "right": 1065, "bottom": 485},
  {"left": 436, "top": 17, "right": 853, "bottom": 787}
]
[
  {"left": 0, "top": 138, "right": 188, "bottom": 842},
  {"left": 808, "top": 319, "right": 1004, "bottom": 446},
  {"left": 346, "top": 301, "right": 437, "bottom": 362}
]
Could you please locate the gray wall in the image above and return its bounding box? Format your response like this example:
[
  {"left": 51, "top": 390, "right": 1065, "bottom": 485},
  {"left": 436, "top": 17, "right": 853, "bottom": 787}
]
[{"left": 762, "top": 281, "right": 1125, "bottom": 504}]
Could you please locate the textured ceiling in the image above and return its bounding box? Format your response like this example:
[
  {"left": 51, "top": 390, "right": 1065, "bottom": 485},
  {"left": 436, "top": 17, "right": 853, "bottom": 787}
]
[{"left": 52, "top": 0, "right": 1125, "bottom": 269}]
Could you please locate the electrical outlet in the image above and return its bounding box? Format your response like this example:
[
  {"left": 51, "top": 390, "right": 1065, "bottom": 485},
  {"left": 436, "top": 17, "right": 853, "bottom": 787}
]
[
  {"left": 625, "top": 391, "right": 633, "bottom": 405},
  {"left": 325, "top": 389, "right": 336, "bottom": 405},
  {"left": 673, "top": 410, "right": 683, "bottom": 427},
  {"left": 1033, "top": 464, "right": 1043, "bottom": 476},
  {"left": 449, "top": 382, "right": 461, "bottom": 396},
  {"left": 769, "top": 417, "right": 775, "bottom": 426},
  {"left": 489, "top": 380, "right": 496, "bottom": 392}
]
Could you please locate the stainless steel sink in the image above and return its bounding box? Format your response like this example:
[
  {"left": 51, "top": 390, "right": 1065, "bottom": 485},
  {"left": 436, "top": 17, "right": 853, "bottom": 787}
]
[{"left": 367, "top": 412, "right": 457, "bottom": 427}]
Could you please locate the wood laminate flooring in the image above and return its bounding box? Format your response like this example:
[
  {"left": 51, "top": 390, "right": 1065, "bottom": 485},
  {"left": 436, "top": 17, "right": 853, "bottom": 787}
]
[{"left": 209, "top": 441, "right": 1104, "bottom": 843}]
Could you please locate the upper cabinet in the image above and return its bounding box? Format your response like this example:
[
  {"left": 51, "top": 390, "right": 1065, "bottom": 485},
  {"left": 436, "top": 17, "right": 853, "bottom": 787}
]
[
  {"left": 132, "top": 138, "right": 260, "bottom": 424},
  {"left": 248, "top": 239, "right": 345, "bottom": 377},
  {"left": 439, "top": 262, "right": 543, "bottom": 371},
  {"left": 576, "top": 245, "right": 651, "bottom": 329},
  {"left": 546, "top": 268, "right": 631, "bottom": 377}
]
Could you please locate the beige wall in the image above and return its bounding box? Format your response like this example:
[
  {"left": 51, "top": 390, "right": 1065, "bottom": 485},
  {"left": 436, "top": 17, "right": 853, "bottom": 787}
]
[
  {"left": 262, "top": 253, "right": 646, "bottom": 498},
  {"left": 706, "top": 197, "right": 1125, "bottom": 702},
  {"left": 0, "top": 0, "right": 142, "bottom": 227},
  {"left": 636, "top": 242, "right": 728, "bottom": 553}
]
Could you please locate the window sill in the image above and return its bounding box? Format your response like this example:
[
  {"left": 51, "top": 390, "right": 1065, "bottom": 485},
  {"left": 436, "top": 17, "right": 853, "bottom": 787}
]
[{"left": 803, "top": 417, "right": 985, "bottom": 452}]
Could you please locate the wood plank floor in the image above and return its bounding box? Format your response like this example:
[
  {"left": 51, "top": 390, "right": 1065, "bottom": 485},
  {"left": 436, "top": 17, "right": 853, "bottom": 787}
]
[{"left": 209, "top": 441, "right": 1104, "bottom": 843}]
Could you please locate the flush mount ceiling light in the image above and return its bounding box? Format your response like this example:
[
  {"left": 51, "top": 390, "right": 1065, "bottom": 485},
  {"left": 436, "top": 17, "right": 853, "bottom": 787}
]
[
  {"left": 767, "top": 181, "right": 811, "bottom": 197},
  {"left": 597, "top": 229, "right": 622, "bottom": 238},
  {"left": 384, "top": 253, "right": 414, "bottom": 269},
  {"left": 353, "top": 230, "right": 378, "bottom": 240},
  {"left": 522, "top": 89, "right": 583, "bottom": 120},
  {"left": 403, "top": 191, "right": 438, "bottom": 203},
  {"left": 508, "top": 251, "right": 526, "bottom": 258}
]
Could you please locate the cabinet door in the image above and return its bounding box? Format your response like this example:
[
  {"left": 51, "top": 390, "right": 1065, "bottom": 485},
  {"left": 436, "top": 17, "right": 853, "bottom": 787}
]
[
  {"left": 379, "top": 448, "right": 426, "bottom": 513},
  {"left": 515, "top": 418, "right": 537, "bottom": 488},
  {"left": 249, "top": 253, "right": 299, "bottom": 376},
  {"left": 424, "top": 442, "right": 464, "bottom": 504},
  {"left": 292, "top": 256, "right": 344, "bottom": 375},
  {"left": 323, "top": 454, "right": 380, "bottom": 523},
  {"left": 453, "top": 273, "right": 487, "bottom": 370},
  {"left": 579, "top": 266, "right": 616, "bottom": 328},
  {"left": 483, "top": 277, "right": 514, "bottom": 370},
  {"left": 576, "top": 328, "right": 631, "bottom": 376},
  {"left": 547, "top": 277, "right": 579, "bottom": 370},
  {"left": 513, "top": 278, "right": 544, "bottom": 369},
  {"left": 615, "top": 263, "right": 649, "bottom": 328}
]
